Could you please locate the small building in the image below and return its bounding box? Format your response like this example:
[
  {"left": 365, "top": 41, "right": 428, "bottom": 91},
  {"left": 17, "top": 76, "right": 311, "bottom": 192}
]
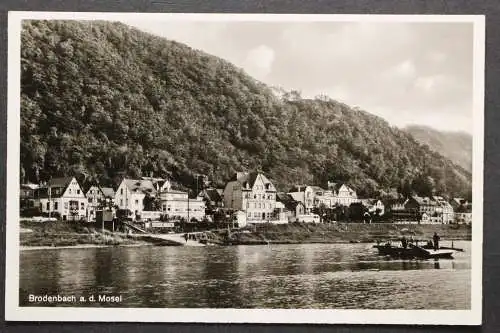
[
  {"left": 287, "top": 185, "right": 315, "bottom": 213},
  {"left": 33, "top": 177, "right": 87, "bottom": 221},
  {"left": 455, "top": 203, "right": 472, "bottom": 225},
  {"left": 198, "top": 187, "right": 225, "bottom": 210},
  {"left": 360, "top": 199, "right": 385, "bottom": 216},
  {"left": 276, "top": 192, "right": 306, "bottom": 222},
  {"left": 232, "top": 210, "right": 247, "bottom": 228}
]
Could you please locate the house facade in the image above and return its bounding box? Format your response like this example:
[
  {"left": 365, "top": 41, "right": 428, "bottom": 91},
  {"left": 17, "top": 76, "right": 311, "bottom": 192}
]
[
  {"left": 276, "top": 192, "right": 306, "bottom": 222},
  {"left": 287, "top": 185, "right": 315, "bottom": 213},
  {"left": 328, "top": 182, "right": 359, "bottom": 206},
  {"left": 34, "top": 177, "right": 87, "bottom": 221},
  {"left": 223, "top": 172, "right": 277, "bottom": 223},
  {"left": 86, "top": 186, "right": 116, "bottom": 222},
  {"left": 20, "top": 183, "right": 38, "bottom": 209},
  {"left": 159, "top": 182, "right": 205, "bottom": 221},
  {"left": 114, "top": 178, "right": 157, "bottom": 218}
]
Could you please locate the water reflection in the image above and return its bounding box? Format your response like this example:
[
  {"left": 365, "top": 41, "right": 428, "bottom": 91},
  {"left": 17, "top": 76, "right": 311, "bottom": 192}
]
[{"left": 20, "top": 241, "right": 471, "bottom": 309}]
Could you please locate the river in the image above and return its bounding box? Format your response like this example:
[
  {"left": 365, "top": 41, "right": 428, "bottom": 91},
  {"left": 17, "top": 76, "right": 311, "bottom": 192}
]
[{"left": 19, "top": 241, "right": 471, "bottom": 309}]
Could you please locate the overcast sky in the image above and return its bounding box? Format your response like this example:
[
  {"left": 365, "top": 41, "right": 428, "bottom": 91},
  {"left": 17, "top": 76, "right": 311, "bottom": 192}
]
[{"left": 123, "top": 19, "right": 474, "bottom": 134}]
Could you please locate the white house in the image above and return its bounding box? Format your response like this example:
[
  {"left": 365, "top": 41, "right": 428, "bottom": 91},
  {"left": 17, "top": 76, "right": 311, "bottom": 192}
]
[
  {"left": 223, "top": 172, "right": 277, "bottom": 224},
  {"left": 33, "top": 177, "right": 87, "bottom": 221},
  {"left": 158, "top": 181, "right": 205, "bottom": 221},
  {"left": 114, "top": 178, "right": 156, "bottom": 218},
  {"left": 328, "top": 182, "right": 359, "bottom": 206}
]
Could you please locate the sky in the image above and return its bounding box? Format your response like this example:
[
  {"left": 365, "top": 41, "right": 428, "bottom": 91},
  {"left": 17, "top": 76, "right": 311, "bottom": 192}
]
[{"left": 123, "top": 19, "right": 474, "bottom": 134}]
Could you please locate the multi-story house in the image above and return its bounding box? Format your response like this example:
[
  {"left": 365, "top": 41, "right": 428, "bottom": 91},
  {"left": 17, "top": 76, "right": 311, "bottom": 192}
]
[
  {"left": 20, "top": 183, "right": 38, "bottom": 209},
  {"left": 158, "top": 180, "right": 205, "bottom": 221},
  {"left": 114, "top": 178, "right": 157, "bottom": 219},
  {"left": 432, "top": 196, "right": 454, "bottom": 224},
  {"left": 328, "top": 182, "right": 359, "bottom": 206},
  {"left": 86, "top": 186, "right": 116, "bottom": 222},
  {"left": 223, "top": 172, "right": 277, "bottom": 223},
  {"left": 33, "top": 177, "right": 87, "bottom": 221},
  {"left": 287, "top": 185, "right": 315, "bottom": 213}
]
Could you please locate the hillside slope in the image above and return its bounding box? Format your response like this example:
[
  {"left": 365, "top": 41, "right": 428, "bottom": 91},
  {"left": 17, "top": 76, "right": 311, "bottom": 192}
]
[
  {"left": 20, "top": 20, "right": 472, "bottom": 198},
  {"left": 405, "top": 125, "right": 472, "bottom": 172}
]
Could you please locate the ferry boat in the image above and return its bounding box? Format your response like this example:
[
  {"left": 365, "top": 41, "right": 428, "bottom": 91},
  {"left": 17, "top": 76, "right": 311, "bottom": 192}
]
[{"left": 373, "top": 242, "right": 456, "bottom": 259}]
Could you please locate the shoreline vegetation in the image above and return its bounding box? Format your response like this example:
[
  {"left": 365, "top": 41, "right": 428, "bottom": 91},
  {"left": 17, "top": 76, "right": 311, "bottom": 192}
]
[{"left": 20, "top": 221, "right": 471, "bottom": 249}]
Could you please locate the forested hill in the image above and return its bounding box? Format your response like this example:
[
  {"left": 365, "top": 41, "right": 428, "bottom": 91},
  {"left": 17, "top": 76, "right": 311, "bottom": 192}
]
[
  {"left": 20, "top": 20, "right": 472, "bottom": 198},
  {"left": 405, "top": 125, "right": 472, "bottom": 173}
]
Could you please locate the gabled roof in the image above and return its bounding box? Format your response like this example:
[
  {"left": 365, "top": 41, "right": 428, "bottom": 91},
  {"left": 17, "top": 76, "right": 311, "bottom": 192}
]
[
  {"left": 101, "top": 187, "right": 115, "bottom": 198},
  {"left": 201, "top": 188, "right": 223, "bottom": 202},
  {"left": 231, "top": 172, "right": 276, "bottom": 192},
  {"left": 276, "top": 192, "right": 304, "bottom": 211},
  {"left": 122, "top": 178, "right": 156, "bottom": 195},
  {"left": 34, "top": 177, "right": 78, "bottom": 199},
  {"left": 47, "top": 176, "right": 74, "bottom": 188},
  {"left": 310, "top": 186, "right": 326, "bottom": 193}
]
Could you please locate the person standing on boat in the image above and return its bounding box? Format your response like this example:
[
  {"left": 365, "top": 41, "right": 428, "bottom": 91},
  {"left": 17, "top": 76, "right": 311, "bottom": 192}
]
[
  {"left": 433, "top": 232, "right": 440, "bottom": 251},
  {"left": 401, "top": 236, "right": 408, "bottom": 249}
]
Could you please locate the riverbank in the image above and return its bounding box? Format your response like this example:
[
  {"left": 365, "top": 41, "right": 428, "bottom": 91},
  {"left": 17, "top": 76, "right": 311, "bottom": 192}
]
[
  {"left": 20, "top": 220, "right": 471, "bottom": 248},
  {"left": 20, "top": 221, "right": 144, "bottom": 247},
  {"left": 226, "top": 222, "right": 472, "bottom": 245}
]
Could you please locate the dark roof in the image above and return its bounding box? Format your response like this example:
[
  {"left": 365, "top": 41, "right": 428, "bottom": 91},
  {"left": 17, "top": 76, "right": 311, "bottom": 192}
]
[
  {"left": 34, "top": 177, "right": 77, "bottom": 198},
  {"left": 123, "top": 178, "right": 156, "bottom": 195},
  {"left": 231, "top": 172, "right": 276, "bottom": 192},
  {"left": 101, "top": 187, "right": 115, "bottom": 198},
  {"left": 47, "top": 177, "right": 74, "bottom": 188},
  {"left": 276, "top": 192, "right": 304, "bottom": 211},
  {"left": 201, "top": 188, "right": 223, "bottom": 202}
]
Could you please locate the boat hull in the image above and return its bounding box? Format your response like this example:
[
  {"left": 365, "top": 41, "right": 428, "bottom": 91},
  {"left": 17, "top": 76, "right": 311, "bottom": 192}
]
[{"left": 374, "top": 245, "right": 454, "bottom": 259}]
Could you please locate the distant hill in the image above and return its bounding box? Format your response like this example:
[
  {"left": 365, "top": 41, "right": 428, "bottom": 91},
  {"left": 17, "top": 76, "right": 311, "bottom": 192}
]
[
  {"left": 405, "top": 125, "right": 472, "bottom": 172},
  {"left": 19, "top": 20, "right": 472, "bottom": 198}
]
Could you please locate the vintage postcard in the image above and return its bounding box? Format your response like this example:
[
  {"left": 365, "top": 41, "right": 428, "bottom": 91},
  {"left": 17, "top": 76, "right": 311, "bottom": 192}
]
[{"left": 5, "top": 12, "right": 484, "bottom": 325}]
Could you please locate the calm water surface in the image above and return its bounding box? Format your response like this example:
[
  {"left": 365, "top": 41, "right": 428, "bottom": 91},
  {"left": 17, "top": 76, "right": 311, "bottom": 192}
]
[{"left": 20, "top": 242, "right": 471, "bottom": 309}]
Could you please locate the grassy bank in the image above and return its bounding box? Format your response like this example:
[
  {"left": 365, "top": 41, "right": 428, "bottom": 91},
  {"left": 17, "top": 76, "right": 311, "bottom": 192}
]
[
  {"left": 20, "top": 221, "right": 142, "bottom": 247},
  {"left": 227, "top": 222, "right": 472, "bottom": 245}
]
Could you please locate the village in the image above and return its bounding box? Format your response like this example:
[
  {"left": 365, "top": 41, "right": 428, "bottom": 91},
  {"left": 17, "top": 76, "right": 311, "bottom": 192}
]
[{"left": 19, "top": 171, "right": 473, "bottom": 233}]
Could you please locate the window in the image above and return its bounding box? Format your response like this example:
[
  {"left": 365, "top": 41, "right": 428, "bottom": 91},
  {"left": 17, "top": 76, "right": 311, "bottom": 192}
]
[
  {"left": 64, "top": 202, "right": 68, "bottom": 209},
  {"left": 77, "top": 189, "right": 80, "bottom": 194},
  {"left": 69, "top": 189, "right": 72, "bottom": 194},
  {"left": 121, "top": 188, "right": 123, "bottom": 195},
  {"left": 54, "top": 202, "right": 58, "bottom": 210},
  {"left": 120, "top": 199, "right": 123, "bottom": 206},
  {"left": 135, "top": 200, "right": 139, "bottom": 205},
  {"left": 81, "top": 202, "right": 85, "bottom": 209},
  {"left": 46, "top": 202, "right": 50, "bottom": 210},
  {"left": 246, "top": 202, "right": 249, "bottom": 208},
  {"left": 248, "top": 212, "right": 251, "bottom": 217}
]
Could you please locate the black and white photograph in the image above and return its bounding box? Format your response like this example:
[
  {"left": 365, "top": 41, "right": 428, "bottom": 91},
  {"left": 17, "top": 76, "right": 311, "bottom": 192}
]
[{"left": 5, "top": 12, "right": 484, "bottom": 325}]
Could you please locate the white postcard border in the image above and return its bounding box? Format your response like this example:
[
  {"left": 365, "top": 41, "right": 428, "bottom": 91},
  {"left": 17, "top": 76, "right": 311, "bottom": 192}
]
[{"left": 5, "top": 11, "right": 485, "bottom": 325}]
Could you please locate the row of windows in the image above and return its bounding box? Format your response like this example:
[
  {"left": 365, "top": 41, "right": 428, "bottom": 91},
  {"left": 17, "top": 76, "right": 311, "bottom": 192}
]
[
  {"left": 247, "top": 212, "right": 273, "bottom": 219},
  {"left": 247, "top": 202, "right": 273, "bottom": 209},
  {"left": 245, "top": 193, "right": 274, "bottom": 200},
  {"left": 44, "top": 201, "right": 85, "bottom": 210}
]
